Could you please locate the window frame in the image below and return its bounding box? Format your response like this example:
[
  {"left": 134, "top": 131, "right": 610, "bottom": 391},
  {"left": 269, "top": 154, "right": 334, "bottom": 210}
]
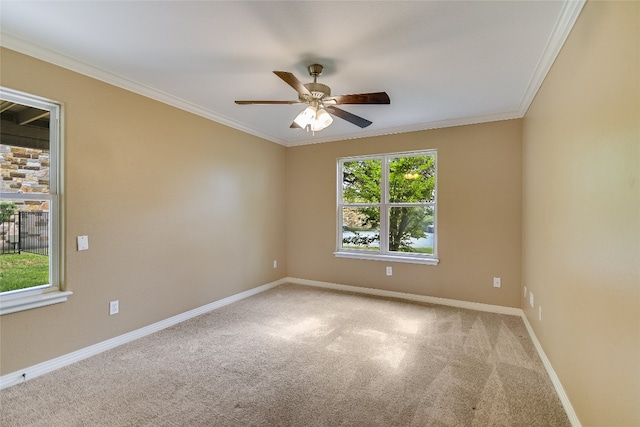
[
  {"left": 0, "top": 87, "right": 70, "bottom": 315},
  {"left": 335, "top": 149, "right": 439, "bottom": 265}
]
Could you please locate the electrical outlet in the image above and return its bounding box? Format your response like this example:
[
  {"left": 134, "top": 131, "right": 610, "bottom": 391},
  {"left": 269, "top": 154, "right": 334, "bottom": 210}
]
[
  {"left": 493, "top": 277, "right": 501, "bottom": 288},
  {"left": 386, "top": 266, "right": 392, "bottom": 276},
  {"left": 273, "top": 260, "right": 277, "bottom": 269},
  {"left": 529, "top": 292, "right": 534, "bottom": 308},
  {"left": 539, "top": 306, "right": 542, "bottom": 321},
  {"left": 109, "top": 300, "right": 119, "bottom": 315}
]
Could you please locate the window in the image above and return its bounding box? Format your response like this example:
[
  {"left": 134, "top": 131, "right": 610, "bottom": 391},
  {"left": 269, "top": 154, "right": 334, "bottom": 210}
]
[
  {"left": 0, "top": 87, "right": 70, "bottom": 315},
  {"left": 336, "top": 150, "right": 438, "bottom": 265}
]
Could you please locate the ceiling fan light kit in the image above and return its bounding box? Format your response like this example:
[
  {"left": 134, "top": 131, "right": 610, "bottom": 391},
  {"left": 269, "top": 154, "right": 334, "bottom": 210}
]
[
  {"left": 235, "top": 63, "right": 390, "bottom": 133},
  {"left": 293, "top": 101, "right": 334, "bottom": 133},
  {"left": 313, "top": 108, "right": 333, "bottom": 131},
  {"left": 293, "top": 105, "right": 316, "bottom": 129}
]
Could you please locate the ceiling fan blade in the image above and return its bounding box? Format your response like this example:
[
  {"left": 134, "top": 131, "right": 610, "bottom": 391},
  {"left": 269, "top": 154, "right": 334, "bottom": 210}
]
[
  {"left": 290, "top": 121, "right": 302, "bottom": 129},
  {"left": 325, "top": 106, "right": 373, "bottom": 128},
  {"left": 235, "top": 100, "right": 300, "bottom": 105},
  {"left": 273, "top": 71, "right": 312, "bottom": 97},
  {"left": 325, "top": 92, "right": 390, "bottom": 105}
]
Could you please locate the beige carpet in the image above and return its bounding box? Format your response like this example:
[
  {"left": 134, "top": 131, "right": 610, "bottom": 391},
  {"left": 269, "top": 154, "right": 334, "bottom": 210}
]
[{"left": 1, "top": 284, "right": 570, "bottom": 426}]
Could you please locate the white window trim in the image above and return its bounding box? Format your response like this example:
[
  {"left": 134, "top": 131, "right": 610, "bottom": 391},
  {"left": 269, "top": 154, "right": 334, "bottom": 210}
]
[
  {"left": 333, "top": 250, "right": 439, "bottom": 265},
  {"left": 0, "top": 87, "right": 70, "bottom": 315},
  {"left": 0, "top": 287, "right": 72, "bottom": 315},
  {"left": 336, "top": 150, "right": 439, "bottom": 265}
]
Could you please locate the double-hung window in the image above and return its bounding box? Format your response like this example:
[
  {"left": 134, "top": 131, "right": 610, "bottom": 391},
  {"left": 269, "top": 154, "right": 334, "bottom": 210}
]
[
  {"left": 336, "top": 149, "right": 438, "bottom": 265},
  {"left": 0, "top": 87, "right": 69, "bottom": 315}
]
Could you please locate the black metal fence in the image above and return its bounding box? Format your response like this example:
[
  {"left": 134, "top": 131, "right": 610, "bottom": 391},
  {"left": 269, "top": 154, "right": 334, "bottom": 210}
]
[{"left": 0, "top": 211, "right": 49, "bottom": 256}]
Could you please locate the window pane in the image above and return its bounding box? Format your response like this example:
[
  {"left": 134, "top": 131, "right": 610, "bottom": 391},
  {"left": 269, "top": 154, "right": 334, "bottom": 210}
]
[
  {"left": 0, "top": 104, "right": 51, "bottom": 195},
  {"left": 389, "top": 155, "right": 435, "bottom": 203},
  {"left": 0, "top": 200, "right": 50, "bottom": 292},
  {"left": 388, "top": 206, "right": 434, "bottom": 254},
  {"left": 342, "top": 159, "right": 382, "bottom": 203},
  {"left": 342, "top": 207, "right": 380, "bottom": 251},
  {"left": 1, "top": 96, "right": 53, "bottom": 294}
]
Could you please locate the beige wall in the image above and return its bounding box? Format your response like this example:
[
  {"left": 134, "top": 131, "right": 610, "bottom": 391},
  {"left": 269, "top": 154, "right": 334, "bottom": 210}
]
[
  {"left": 287, "top": 120, "right": 523, "bottom": 307},
  {"left": 522, "top": 1, "right": 639, "bottom": 426},
  {"left": 0, "top": 48, "right": 287, "bottom": 375}
]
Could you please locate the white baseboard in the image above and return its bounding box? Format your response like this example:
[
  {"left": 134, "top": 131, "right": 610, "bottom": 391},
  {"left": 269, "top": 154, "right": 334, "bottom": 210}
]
[
  {"left": 0, "top": 278, "right": 286, "bottom": 390},
  {"left": 286, "top": 277, "right": 522, "bottom": 315},
  {"left": 520, "top": 313, "right": 582, "bottom": 427},
  {"left": 287, "top": 277, "right": 581, "bottom": 427}
]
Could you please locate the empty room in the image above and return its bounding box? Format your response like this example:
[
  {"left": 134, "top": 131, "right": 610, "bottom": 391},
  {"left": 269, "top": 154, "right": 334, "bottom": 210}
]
[{"left": 0, "top": 1, "right": 638, "bottom": 426}]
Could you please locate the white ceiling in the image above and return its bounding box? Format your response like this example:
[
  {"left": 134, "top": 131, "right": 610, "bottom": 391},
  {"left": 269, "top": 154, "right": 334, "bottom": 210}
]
[{"left": 0, "top": 1, "right": 584, "bottom": 147}]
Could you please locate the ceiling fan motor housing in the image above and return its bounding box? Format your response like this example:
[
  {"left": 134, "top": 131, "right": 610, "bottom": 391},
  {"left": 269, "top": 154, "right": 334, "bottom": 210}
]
[
  {"left": 303, "top": 82, "right": 331, "bottom": 100},
  {"left": 302, "top": 63, "right": 330, "bottom": 101}
]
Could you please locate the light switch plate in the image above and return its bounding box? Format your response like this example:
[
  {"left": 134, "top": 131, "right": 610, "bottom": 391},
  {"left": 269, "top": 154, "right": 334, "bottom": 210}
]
[{"left": 77, "top": 235, "right": 89, "bottom": 251}]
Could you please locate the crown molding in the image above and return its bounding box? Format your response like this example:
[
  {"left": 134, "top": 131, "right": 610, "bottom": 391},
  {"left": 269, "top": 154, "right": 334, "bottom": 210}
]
[
  {"left": 285, "top": 110, "right": 523, "bottom": 147},
  {"left": 0, "top": 32, "right": 288, "bottom": 146},
  {"left": 517, "top": 0, "right": 586, "bottom": 117}
]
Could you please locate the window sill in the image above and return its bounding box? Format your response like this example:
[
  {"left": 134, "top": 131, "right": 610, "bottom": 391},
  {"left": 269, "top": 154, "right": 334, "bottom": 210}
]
[
  {"left": 0, "top": 288, "right": 72, "bottom": 315},
  {"left": 334, "top": 251, "right": 439, "bottom": 265}
]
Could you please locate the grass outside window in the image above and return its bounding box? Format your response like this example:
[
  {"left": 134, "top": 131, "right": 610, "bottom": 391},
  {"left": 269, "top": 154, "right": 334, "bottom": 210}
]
[{"left": 0, "top": 253, "right": 49, "bottom": 293}]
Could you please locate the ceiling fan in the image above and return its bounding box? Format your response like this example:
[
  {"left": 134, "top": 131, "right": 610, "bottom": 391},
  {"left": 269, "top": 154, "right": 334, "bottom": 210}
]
[{"left": 235, "top": 64, "right": 390, "bottom": 132}]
